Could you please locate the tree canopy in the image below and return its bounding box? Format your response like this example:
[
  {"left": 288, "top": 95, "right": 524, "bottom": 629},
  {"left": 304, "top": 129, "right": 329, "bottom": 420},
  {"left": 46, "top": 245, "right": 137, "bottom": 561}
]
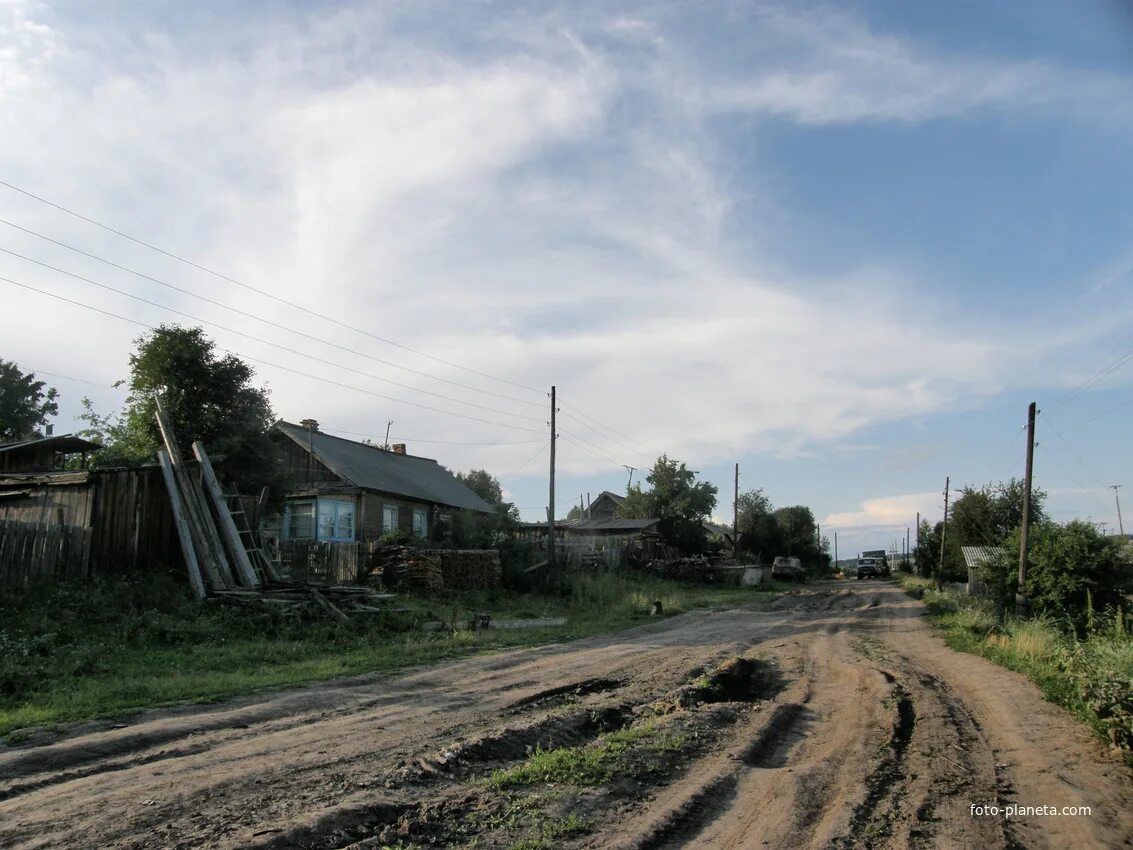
[
  {"left": 617, "top": 454, "right": 717, "bottom": 552},
  {"left": 918, "top": 479, "right": 1048, "bottom": 581},
  {"left": 0, "top": 360, "right": 58, "bottom": 442},
  {"left": 79, "top": 326, "right": 280, "bottom": 491}
]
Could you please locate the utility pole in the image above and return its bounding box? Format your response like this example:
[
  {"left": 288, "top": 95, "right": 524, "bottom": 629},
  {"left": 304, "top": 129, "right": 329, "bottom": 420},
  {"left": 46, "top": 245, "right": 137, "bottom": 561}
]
[
  {"left": 547, "top": 386, "right": 557, "bottom": 568},
  {"left": 1017, "top": 402, "right": 1036, "bottom": 616},
  {"left": 915, "top": 511, "right": 921, "bottom": 576},
  {"left": 834, "top": 531, "right": 838, "bottom": 568},
  {"left": 624, "top": 465, "right": 636, "bottom": 490},
  {"left": 1110, "top": 485, "right": 1124, "bottom": 536},
  {"left": 938, "top": 477, "right": 949, "bottom": 591},
  {"left": 733, "top": 462, "right": 739, "bottom": 561},
  {"left": 905, "top": 527, "right": 910, "bottom": 571},
  {"left": 383, "top": 421, "right": 392, "bottom": 450}
]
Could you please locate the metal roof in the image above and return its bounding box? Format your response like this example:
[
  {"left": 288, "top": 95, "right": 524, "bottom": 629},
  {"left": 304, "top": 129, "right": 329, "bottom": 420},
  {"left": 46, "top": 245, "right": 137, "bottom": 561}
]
[
  {"left": 568, "top": 518, "right": 659, "bottom": 532},
  {"left": 274, "top": 422, "right": 493, "bottom": 513},
  {"left": 960, "top": 546, "right": 1006, "bottom": 569},
  {"left": 0, "top": 434, "right": 102, "bottom": 454}
]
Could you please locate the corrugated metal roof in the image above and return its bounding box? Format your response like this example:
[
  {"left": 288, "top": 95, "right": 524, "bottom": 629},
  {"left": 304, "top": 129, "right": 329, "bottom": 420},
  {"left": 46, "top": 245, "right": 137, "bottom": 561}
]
[
  {"left": 960, "top": 546, "right": 1006, "bottom": 569},
  {"left": 274, "top": 422, "right": 493, "bottom": 513}
]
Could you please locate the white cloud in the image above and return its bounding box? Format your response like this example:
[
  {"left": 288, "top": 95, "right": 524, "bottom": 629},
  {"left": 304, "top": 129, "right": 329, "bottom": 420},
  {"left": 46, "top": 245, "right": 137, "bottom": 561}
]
[{"left": 0, "top": 0, "right": 1128, "bottom": 497}]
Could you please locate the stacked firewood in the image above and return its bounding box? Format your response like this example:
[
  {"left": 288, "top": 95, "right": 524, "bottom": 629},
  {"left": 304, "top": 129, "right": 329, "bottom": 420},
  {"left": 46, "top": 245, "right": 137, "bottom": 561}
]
[
  {"left": 372, "top": 546, "right": 445, "bottom": 593},
  {"left": 369, "top": 546, "right": 502, "bottom": 592}
]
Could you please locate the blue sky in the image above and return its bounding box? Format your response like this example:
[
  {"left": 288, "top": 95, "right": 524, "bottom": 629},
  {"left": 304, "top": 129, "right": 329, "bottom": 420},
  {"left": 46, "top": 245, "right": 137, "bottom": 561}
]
[{"left": 2, "top": 0, "right": 1131, "bottom": 555}]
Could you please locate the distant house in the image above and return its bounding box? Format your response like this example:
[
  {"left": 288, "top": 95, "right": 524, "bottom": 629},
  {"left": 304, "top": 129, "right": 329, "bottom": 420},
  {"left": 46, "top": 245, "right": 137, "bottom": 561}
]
[
  {"left": 270, "top": 420, "right": 493, "bottom": 544},
  {"left": 961, "top": 546, "right": 1006, "bottom": 596},
  {"left": 0, "top": 433, "right": 102, "bottom": 473},
  {"left": 587, "top": 490, "right": 626, "bottom": 521}
]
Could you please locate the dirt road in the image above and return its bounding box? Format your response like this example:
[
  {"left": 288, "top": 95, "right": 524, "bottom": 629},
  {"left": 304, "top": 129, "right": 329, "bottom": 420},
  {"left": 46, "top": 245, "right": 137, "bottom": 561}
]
[{"left": 2, "top": 581, "right": 1131, "bottom": 849}]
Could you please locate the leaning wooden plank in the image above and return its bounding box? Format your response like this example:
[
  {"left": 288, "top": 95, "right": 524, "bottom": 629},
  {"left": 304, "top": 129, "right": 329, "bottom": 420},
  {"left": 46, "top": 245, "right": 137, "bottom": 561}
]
[
  {"left": 192, "top": 441, "right": 260, "bottom": 588},
  {"left": 154, "top": 395, "right": 232, "bottom": 590},
  {"left": 309, "top": 587, "right": 350, "bottom": 625},
  {"left": 158, "top": 449, "right": 207, "bottom": 601}
]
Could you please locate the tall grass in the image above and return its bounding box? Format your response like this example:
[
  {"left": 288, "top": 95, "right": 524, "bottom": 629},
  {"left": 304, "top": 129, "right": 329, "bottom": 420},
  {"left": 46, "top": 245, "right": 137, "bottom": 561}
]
[{"left": 899, "top": 577, "right": 1133, "bottom": 759}]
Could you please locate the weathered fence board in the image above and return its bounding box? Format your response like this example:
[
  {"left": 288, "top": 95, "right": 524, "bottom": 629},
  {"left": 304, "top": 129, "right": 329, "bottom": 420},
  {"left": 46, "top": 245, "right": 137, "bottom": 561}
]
[{"left": 0, "top": 519, "right": 91, "bottom": 589}]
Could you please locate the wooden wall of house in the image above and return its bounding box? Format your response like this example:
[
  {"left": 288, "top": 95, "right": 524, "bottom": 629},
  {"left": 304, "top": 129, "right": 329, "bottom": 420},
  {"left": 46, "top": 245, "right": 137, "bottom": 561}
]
[
  {"left": 275, "top": 435, "right": 340, "bottom": 486},
  {"left": 358, "top": 491, "right": 434, "bottom": 541},
  {"left": 0, "top": 446, "right": 59, "bottom": 473}
]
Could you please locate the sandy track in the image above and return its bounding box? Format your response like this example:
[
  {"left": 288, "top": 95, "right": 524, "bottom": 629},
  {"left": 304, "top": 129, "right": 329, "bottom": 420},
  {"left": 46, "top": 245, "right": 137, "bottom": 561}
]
[{"left": 1, "top": 582, "right": 1130, "bottom": 849}]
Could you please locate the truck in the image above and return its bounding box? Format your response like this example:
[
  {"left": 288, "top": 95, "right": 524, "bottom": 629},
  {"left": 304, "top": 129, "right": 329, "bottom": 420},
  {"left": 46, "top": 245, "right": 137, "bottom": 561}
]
[
  {"left": 771, "top": 555, "right": 806, "bottom": 582},
  {"left": 855, "top": 550, "right": 890, "bottom": 579}
]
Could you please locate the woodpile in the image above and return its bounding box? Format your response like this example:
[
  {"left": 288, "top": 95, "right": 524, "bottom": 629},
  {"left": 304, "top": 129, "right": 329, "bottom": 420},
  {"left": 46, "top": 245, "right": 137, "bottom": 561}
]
[
  {"left": 210, "top": 583, "right": 398, "bottom": 621},
  {"left": 371, "top": 546, "right": 501, "bottom": 592}
]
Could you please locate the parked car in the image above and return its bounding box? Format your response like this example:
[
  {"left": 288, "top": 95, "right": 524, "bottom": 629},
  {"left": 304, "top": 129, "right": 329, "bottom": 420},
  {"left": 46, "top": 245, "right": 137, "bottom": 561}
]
[
  {"left": 855, "top": 557, "right": 889, "bottom": 579},
  {"left": 772, "top": 555, "right": 806, "bottom": 582}
]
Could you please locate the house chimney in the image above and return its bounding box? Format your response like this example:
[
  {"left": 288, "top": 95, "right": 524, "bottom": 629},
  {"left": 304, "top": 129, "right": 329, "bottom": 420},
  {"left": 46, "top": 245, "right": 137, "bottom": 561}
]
[
  {"left": 391, "top": 443, "right": 406, "bottom": 455},
  {"left": 299, "top": 418, "right": 319, "bottom": 432},
  {"left": 45, "top": 424, "right": 54, "bottom": 436}
]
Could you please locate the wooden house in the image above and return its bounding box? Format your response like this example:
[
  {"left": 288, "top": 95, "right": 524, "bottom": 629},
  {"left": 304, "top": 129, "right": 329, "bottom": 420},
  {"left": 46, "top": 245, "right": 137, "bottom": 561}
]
[{"left": 269, "top": 420, "right": 493, "bottom": 544}]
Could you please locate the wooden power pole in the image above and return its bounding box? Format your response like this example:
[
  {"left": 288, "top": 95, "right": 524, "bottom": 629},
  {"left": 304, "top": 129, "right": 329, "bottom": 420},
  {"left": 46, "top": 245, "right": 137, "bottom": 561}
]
[
  {"left": 915, "top": 511, "right": 920, "bottom": 576},
  {"left": 733, "top": 462, "right": 739, "bottom": 560},
  {"left": 937, "top": 477, "right": 949, "bottom": 591},
  {"left": 1017, "top": 401, "right": 1037, "bottom": 616},
  {"left": 547, "top": 385, "right": 557, "bottom": 568}
]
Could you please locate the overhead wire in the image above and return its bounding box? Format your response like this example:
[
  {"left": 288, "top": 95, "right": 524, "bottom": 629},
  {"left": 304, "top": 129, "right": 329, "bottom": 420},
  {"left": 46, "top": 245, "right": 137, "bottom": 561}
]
[
  {"left": 1, "top": 276, "right": 546, "bottom": 433},
  {"left": 1052, "top": 347, "right": 1133, "bottom": 408},
  {"left": 557, "top": 403, "right": 657, "bottom": 460},
  {"left": 0, "top": 255, "right": 545, "bottom": 424},
  {"left": 0, "top": 178, "right": 545, "bottom": 395},
  {"left": 0, "top": 229, "right": 544, "bottom": 410}
]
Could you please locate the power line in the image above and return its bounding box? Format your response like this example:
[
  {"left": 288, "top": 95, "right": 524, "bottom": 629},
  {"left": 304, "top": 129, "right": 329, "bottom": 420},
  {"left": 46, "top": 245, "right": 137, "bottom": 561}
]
[
  {"left": 0, "top": 179, "right": 545, "bottom": 395},
  {"left": 1, "top": 276, "right": 546, "bottom": 433},
  {"left": 317, "top": 425, "right": 543, "bottom": 446},
  {"left": 0, "top": 244, "right": 548, "bottom": 417},
  {"left": 1039, "top": 411, "right": 1109, "bottom": 490},
  {"left": 500, "top": 440, "right": 552, "bottom": 480},
  {"left": 1, "top": 256, "right": 545, "bottom": 424},
  {"left": 1053, "top": 348, "right": 1133, "bottom": 407},
  {"left": 1034, "top": 443, "right": 1111, "bottom": 515},
  {"left": 557, "top": 403, "right": 657, "bottom": 460},
  {"left": 0, "top": 229, "right": 544, "bottom": 410},
  {"left": 1064, "top": 393, "right": 1133, "bottom": 433},
  {"left": 557, "top": 431, "right": 629, "bottom": 469},
  {"left": 20, "top": 367, "right": 126, "bottom": 392}
]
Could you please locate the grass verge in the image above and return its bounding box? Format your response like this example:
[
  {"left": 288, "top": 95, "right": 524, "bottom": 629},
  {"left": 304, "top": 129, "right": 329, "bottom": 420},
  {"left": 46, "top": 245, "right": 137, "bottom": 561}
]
[
  {"left": 894, "top": 574, "right": 1133, "bottom": 760},
  {"left": 0, "top": 571, "right": 775, "bottom": 740}
]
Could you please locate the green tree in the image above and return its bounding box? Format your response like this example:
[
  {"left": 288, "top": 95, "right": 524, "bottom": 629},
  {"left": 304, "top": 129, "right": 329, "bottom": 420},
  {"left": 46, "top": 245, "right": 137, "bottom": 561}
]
[
  {"left": 734, "top": 488, "right": 780, "bottom": 560},
  {"left": 80, "top": 326, "right": 280, "bottom": 492},
  {"left": 448, "top": 469, "right": 522, "bottom": 548},
  {"left": 950, "top": 479, "right": 1047, "bottom": 547},
  {"left": 617, "top": 454, "right": 717, "bottom": 553},
  {"left": 980, "top": 521, "right": 1129, "bottom": 629},
  {"left": 0, "top": 360, "right": 58, "bottom": 442}
]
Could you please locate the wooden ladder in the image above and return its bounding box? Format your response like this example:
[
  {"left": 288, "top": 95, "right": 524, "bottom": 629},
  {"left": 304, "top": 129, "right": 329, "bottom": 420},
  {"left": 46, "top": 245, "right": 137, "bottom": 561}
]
[{"left": 223, "top": 485, "right": 279, "bottom": 583}]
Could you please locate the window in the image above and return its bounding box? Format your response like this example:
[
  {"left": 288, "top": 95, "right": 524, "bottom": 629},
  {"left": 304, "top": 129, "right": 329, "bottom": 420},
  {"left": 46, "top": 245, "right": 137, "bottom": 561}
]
[
  {"left": 317, "top": 499, "right": 355, "bottom": 542},
  {"left": 383, "top": 505, "right": 399, "bottom": 533},
  {"left": 413, "top": 509, "right": 427, "bottom": 538},
  {"left": 284, "top": 500, "right": 315, "bottom": 540}
]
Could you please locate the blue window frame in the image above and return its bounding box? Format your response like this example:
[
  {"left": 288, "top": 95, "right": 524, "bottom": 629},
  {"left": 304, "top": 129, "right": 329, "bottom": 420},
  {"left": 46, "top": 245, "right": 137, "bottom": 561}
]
[{"left": 317, "top": 499, "right": 355, "bottom": 542}]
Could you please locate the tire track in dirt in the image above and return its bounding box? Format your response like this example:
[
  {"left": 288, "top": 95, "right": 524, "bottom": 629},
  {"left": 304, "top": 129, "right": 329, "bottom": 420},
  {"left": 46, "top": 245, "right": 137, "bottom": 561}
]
[{"left": 2, "top": 584, "right": 1131, "bottom": 849}]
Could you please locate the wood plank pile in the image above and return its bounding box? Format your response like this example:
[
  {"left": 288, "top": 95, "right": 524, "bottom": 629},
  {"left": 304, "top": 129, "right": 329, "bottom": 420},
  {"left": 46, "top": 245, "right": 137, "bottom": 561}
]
[
  {"left": 153, "top": 396, "right": 269, "bottom": 601},
  {"left": 210, "top": 583, "right": 398, "bottom": 620}
]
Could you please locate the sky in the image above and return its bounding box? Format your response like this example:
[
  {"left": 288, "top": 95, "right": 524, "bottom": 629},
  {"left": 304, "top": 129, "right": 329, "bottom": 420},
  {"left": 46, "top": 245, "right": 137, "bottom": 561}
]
[{"left": 2, "top": 0, "right": 1132, "bottom": 556}]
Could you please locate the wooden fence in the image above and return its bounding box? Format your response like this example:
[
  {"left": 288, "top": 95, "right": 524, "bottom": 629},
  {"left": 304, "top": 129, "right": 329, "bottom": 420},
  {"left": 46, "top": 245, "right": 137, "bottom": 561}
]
[
  {"left": 278, "top": 540, "right": 378, "bottom": 585},
  {"left": 0, "top": 519, "right": 92, "bottom": 589},
  {"left": 0, "top": 465, "right": 187, "bottom": 592}
]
